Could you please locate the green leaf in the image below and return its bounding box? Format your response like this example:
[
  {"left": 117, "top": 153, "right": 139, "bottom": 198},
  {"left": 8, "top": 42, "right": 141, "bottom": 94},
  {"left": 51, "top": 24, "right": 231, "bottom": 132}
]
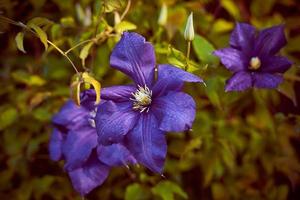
[
  {"left": 125, "top": 183, "right": 150, "bottom": 200},
  {"left": 28, "top": 23, "right": 48, "bottom": 50},
  {"left": 212, "top": 19, "right": 234, "bottom": 33},
  {"left": 103, "top": 0, "right": 125, "bottom": 13},
  {"left": 152, "top": 181, "right": 187, "bottom": 200},
  {"left": 115, "top": 21, "right": 137, "bottom": 33},
  {"left": 192, "top": 34, "right": 219, "bottom": 65},
  {"left": 167, "top": 46, "right": 205, "bottom": 73},
  {"left": 0, "top": 107, "right": 18, "bottom": 130},
  {"left": 212, "top": 183, "right": 228, "bottom": 199},
  {"left": 205, "top": 77, "right": 223, "bottom": 110},
  {"left": 27, "top": 17, "right": 53, "bottom": 29},
  {"left": 79, "top": 41, "right": 94, "bottom": 67},
  {"left": 277, "top": 81, "right": 297, "bottom": 106},
  {"left": 60, "top": 16, "right": 75, "bottom": 27},
  {"left": 250, "top": 0, "right": 276, "bottom": 17},
  {"left": 220, "top": 0, "right": 241, "bottom": 19},
  {"left": 15, "top": 32, "right": 26, "bottom": 53},
  {"left": 12, "top": 70, "right": 46, "bottom": 86}
]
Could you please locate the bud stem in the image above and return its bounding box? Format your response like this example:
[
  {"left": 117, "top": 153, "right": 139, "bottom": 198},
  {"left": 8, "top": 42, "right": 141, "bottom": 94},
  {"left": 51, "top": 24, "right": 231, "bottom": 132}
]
[{"left": 185, "top": 41, "right": 191, "bottom": 71}]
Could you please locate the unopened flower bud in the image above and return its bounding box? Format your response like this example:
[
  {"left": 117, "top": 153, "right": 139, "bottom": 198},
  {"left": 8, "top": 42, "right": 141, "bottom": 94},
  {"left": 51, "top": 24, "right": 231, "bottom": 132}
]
[
  {"left": 184, "top": 12, "right": 194, "bottom": 41},
  {"left": 158, "top": 3, "right": 168, "bottom": 26}
]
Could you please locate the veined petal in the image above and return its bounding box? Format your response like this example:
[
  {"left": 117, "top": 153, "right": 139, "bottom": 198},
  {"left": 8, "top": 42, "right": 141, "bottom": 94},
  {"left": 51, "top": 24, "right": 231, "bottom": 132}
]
[
  {"left": 110, "top": 32, "right": 156, "bottom": 86},
  {"left": 152, "top": 91, "right": 196, "bottom": 132},
  {"left": 255, "top": 25, "right": 287, "bottom": 55},
  {"left": 63, "top": 127, "right": 98, "bottom": 171},
  {"left": 125, "top": 113, "right": 167, "bottom": 173},
  {"left": 213, "top": 48, "right": 248, "bottom": 72},
  {"left": 253, "top": 73, "right": 283, "bottom": 89},
  {"left": 230, "top": 22, "right": 256, "bottom": 55},
  {"left": 95, "top": 101, "right": 138, "bottom": 145},
  {"left": 49, "top": 128, "right": 65, "bottom": 161},
  {"left": 152, "top": 64, "right": 203, "bottom": 97},
  {"left": 261, "top": 55, "right": 292, "bottom": 73},
  {"left": 52, "top": 100, "right": 88, "bottom": 129},
  {"left": 101, "top": 85, "right": 136, "bottom": 102},
  {"left": 225, "top": 71, "right": 252, "bottom": 92},
  {"left": 97, "top": 143, "right": 137, "bottom": 167},
  {"left": 68, "top": 153, "right": 109, "bottom": 196}
]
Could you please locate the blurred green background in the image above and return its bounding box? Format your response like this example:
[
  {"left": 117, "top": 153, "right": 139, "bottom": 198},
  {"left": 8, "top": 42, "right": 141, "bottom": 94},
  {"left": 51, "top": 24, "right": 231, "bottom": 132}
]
[{"left": 1, "top": 0, "right": 300, "bottom": 199}]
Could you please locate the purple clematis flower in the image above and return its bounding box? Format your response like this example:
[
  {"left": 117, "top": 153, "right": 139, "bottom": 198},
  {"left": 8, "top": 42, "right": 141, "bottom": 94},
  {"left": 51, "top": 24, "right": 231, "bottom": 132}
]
[
  {"left": 213, "top": 23, "right": 292, "bottom": 91},
  {"left": 49, "top": 90, "right": 136, "bottom": 195},
  {"left": 95, "top": 32, "right": 204, "bottom": 173}
]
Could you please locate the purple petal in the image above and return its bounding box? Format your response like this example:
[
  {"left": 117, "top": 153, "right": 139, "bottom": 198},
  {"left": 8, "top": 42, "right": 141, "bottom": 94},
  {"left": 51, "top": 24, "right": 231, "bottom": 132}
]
[
  {"left": 49, "top": 128, "right": 65, "bottom": 161},
  {"left": 225, "top": 71, "right": 252, "bottom": 92},
  {"left": 110, "top": 32, "right": 156, "bottom": 86},
  {"left": 101, "top": 85, "right": 136, "bottom": 102},
  {"left": 213, "top": 48, "right": 248, "bottom": 72},
  {"left": 152, "top": 64, "right": 203, "bottom": 97},
  {"left": 125, "top": 113, "right": 167, "bottom": 173},
  {"left": 52, "top": 100, "right": 89, "bottom": 129},
  {"left": 152, "top": 91, "right": 196, "bottom": 132},
  {"left": 68, "top": 154, "right": 109, "bottom": 196},
  {"left": 261, "top": 56, "right": 292, "bottom": 73},
  {"left": 252, "top": 73, "right": 283, "bottom": 89},
  {"left": 63, "top": 127, "right": 98, "bottom": 170},
  {"left": 230, "top": 22, "right": 256, "bottom": 55},
  {"left": 80, "top": 89, "right": 97, "bottom": 111},
  {"left": 97, "top": 143, "right": 137, "bottom": 167},
  {"left": 255, "top": 25, "right": 287, "bottom": 55},
  {"left": 95, "top": 101, "right": 138, "bottom": 145}
]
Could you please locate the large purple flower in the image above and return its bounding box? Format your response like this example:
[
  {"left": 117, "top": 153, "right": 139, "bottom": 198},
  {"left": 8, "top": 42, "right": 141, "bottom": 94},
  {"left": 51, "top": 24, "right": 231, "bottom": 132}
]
[
  {"left": 95, "top": 32, "right": 203, "bottom": 173},
  {"left": 213, "top": 23, "right": 292, "bottom": 91},
  {"left": 49, "top": 91, "right": 136, "bottom": 195}
]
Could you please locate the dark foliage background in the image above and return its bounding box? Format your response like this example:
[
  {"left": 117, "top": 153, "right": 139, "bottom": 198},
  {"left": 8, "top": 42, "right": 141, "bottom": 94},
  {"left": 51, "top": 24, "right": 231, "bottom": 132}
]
[{"left": 1, "top": 0, "right": 300, "bottom": 199}]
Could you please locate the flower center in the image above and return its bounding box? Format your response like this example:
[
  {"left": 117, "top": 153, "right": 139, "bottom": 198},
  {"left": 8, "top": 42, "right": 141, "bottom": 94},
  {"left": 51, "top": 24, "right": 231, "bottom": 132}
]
[
  {"left": 130, "top": 85, "right": 152, "bottom": 113},
  {"left": 249, "top": 57, "right": 261, "bottom": 70}
]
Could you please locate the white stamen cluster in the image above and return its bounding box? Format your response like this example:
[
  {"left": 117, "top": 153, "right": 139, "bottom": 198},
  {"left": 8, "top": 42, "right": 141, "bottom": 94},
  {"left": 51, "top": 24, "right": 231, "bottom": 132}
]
[
  {"left": 249, "top": 57, "right": 261, "bottom": 70},
  {"left": 88, "top": 107, "right": 97, "bottom": 128},
  {"left": 130, "top": 85, "right": 152, "bottom": 113}
]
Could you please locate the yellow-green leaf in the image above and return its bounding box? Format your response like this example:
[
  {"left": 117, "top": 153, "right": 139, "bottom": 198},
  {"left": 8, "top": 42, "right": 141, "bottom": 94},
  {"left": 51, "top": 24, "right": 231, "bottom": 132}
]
[
  {"left": 152, "top": 181, "right": 188, "bottom": 200},
  {"left": 60, "top": 16, "right": 75, "bottom": 27},
  {"left": 115, "top": 21, "right": 136, "bottom": 33},
  {"left": 28, "top": 23, "right": 48, "bottom": 50},
  {"left": 220, "top": 0, "right": 241, "bottom": 19},
  {"left": 79, "top": 42, "right": 94, "bottom": 67},
  {"left": 70, "top": 80, "right": 82, "bottom": 106},
  {"left": 192, "top": 34, "right": 219, "bottom": 65},
  {"left": 82, "top": 72, "right": 101, "bottom": 105},
  {"left": 103, "top": 0, "right": 125, "bottom": 13},
  {"left": 15, "top": 32, "right": 26, "bottom": 53}
]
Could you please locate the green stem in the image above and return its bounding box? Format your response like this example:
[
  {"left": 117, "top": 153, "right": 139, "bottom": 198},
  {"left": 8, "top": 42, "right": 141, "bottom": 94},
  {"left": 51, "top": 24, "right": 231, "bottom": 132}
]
[
  {"left": 65, "top": 39, "right": 93, "bottom": 55},
  {"left": 185, "top": 41, "right": 191, "bottom": 71},
  {"left": 0, "top": 16, "right": 80, "bottom": 75},
  {"left": 47, "top": 40, "right": 79, "bottom": 74}
]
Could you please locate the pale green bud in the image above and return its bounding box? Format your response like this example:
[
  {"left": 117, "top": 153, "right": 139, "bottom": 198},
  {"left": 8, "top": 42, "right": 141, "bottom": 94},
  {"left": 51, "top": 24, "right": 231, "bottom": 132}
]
[
  {"left": 184, "top": 12, "right": 194, "bottom": 41},
  {"left": 158, "top": 3, "right": 168, "bottom": 26}
]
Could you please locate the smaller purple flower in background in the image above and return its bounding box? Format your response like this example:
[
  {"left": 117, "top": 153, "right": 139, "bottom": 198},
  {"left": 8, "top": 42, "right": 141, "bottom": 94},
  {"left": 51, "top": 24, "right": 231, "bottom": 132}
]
[
  {"left": 95, "top": 32, "right": 204, "bottom": 173},
  {"left": 213, "top": 22, "right": 292, "bottom": 91},
  {"left": 49, "top": 91, "right": 136, "bottom": 195}
]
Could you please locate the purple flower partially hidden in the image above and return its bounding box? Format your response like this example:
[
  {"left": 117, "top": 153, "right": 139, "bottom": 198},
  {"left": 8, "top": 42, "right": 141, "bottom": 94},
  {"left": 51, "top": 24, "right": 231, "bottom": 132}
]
[
  {"left": 213, "top": 23, "right": 292, "bottom": 91},
  {"left": 95, "top": 32, "right": 204, "bottom": 173},
  {"left": 49, "top": 91, "right": 136, "bottom": 195}
]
